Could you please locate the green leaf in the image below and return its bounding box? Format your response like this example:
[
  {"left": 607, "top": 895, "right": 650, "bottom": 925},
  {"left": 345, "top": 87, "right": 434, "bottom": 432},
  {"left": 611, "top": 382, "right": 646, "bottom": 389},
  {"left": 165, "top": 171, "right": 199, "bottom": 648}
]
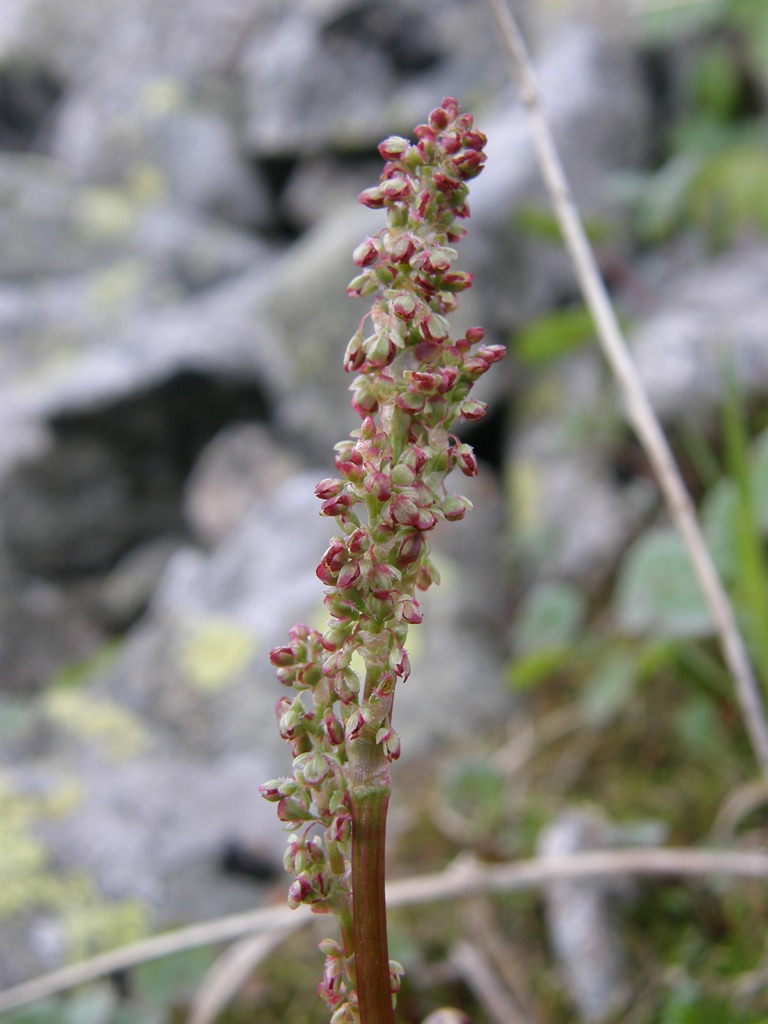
[
  {"left": 750, "top": 425, "right": 768, "bottom": 532},
  {"left": 511, "top": 580, "right": 586, "bottom": 654},
  {"left": 134, "top": 947, "right": 213, "bottom": 1007},
  {"left": 61, "top": 985, "right": 116, "bottom": 1024},
  {"left": 675, "top": 695, "right": 729, "bottom": 757},
  {"left": 514, "top": 306, "right": 595, "bottom": 366},
  {"left": 614, "top": 528, "right": 713, "bottom": 638},
  {"left": 701, "top": 478, "right": 740, "bottom": 580},
  {"left": 506, "top": 647, "right": 572, "bottom": 691},
  {"left": 580, "top": 650, "right": 639, "bottom": 726}
]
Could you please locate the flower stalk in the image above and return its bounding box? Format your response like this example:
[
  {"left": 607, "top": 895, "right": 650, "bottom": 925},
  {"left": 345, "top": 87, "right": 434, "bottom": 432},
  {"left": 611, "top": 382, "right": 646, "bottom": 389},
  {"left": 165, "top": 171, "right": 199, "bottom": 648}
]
[{"left": 261, "top": 97, "right": 501, "bottom": 1023}]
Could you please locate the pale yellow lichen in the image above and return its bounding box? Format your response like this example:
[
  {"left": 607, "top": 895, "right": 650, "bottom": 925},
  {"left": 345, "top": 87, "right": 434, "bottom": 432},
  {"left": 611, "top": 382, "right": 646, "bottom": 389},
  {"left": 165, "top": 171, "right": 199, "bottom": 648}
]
[
  {"left": 178, "top": 617, "right": 258, "bottom": 693},
  {"left": 64, "top": 900, "right": 149, "bottom": 962},
  {"left": 45, "top": 689, "right": 147, "bottom": 760},
  {"left": 74, "top": 188, "right": 136, "bottom": 240}
]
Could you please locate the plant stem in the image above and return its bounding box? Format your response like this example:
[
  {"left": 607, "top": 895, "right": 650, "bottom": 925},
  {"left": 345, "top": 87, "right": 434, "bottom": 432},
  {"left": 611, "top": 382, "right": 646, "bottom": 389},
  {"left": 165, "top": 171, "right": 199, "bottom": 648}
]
[{"left": 350, "top": 732, "right": 395, "bottom": 1024}]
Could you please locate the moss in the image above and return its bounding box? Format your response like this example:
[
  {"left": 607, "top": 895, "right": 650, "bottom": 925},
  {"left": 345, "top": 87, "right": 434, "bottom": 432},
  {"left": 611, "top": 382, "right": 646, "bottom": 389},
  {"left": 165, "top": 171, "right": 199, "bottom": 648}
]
[
  {"left": 45, "top": 689, "right": 147, "bottom": 759},
  {"left": 64, "top": 900, "right": 149, "bottom": 962},
  {"left": 178, "top": 617, "right": 258, "bottom": 693}
]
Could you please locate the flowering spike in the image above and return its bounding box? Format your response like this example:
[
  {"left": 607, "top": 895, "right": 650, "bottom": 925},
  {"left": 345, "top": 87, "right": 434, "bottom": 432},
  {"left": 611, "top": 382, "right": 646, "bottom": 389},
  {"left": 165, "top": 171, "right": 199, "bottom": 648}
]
[{"left": 263, "top": 98, "right": 502, "bottom": 1024}]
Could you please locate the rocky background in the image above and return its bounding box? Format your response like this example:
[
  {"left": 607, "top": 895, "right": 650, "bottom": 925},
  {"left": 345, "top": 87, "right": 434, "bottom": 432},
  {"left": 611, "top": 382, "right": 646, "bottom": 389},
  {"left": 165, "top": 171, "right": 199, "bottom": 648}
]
[{"left": 1, "top": 0, "right": 768, "bottom": 1019}]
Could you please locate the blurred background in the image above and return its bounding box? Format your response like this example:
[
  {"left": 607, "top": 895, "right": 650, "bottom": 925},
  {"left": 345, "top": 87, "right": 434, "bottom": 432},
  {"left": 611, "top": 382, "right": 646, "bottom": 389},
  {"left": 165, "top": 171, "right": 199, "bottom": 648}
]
[{"left": 1, "top": 0, "right": 768, "bottom": 1021}]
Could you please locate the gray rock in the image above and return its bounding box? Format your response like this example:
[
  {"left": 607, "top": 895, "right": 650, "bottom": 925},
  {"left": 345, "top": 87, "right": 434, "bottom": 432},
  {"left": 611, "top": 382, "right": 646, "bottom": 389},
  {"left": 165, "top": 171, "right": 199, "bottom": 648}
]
[
  {"left": 239, "top": 0, "right": 511, "bottom": 158},
  {"left": 466, "top": 23, "right": 653, "bottom": 332},
  {"left": 538, "top": 808, "right": 636, "bottom": 1023},
  {"left": 97, "top": 535, "right": 183, "bottom": 631},
  {"left": 183, "top": 423, "right": 302, "bottom": 547},
  {"left": 149, "top": 110, "right": 272, "bottom": 229},
  {"left": 630, "top": 243, "right": 768, "bottom": 422}
]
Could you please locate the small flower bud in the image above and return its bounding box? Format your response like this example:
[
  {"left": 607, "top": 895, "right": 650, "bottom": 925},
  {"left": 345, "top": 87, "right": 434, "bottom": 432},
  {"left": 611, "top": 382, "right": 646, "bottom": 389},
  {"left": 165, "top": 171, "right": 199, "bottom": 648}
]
[
  {"left": 379, "top": 177, "right": 411, "bottom": 200},
  {"left": 429, "top": 106, "right": 450, "bottom": 130},
  {"left": 352, "top": 237, "right": 380, "bottom": 267},
  {"left": 454, "top": 442, "right": 478, "bottom": 477},
  {"left": 459, "top": 399, "right": 487, "bottom": 422},
  {"left": 365, "top": 471, "right": 392, "bottom": 501},
  {"left": 358, "top": 186, "right": 385, "bottom": 209},
  {"left": 288, "top": 875, "right": 314, "bottom": 908},
  {"left": 400, "top": 598, "right": 423, "bottom": 624},
  {"left": 259, "top": 779, "right": 283, "bottom": 802},
  {"left": 465, "top": 325, "right": 485, "bottom": 344},
  {"left": 321, "top": 493, "right": 352, "bottom": 517},
  {"left": 378, "top": 135, "right": 410, "bottom": 160},
  {"left": 392, "top": 293, "right": 418, "bottom": 321},
  {"left": 442, "top": 494, "right": 472, "bottom": 521},
  {"left": 323, "top": 711, "right": 345, "bottom": 747},
  {"left": 315, "top": 478, "right": 345, "bottom": 500}
]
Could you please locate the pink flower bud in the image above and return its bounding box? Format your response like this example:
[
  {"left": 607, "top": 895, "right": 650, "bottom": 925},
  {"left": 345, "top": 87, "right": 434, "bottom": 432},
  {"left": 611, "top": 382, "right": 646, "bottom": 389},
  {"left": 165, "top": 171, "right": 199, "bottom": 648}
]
[
  {"left": 463, "top": 129, "right": 488, "bottom": 151},
  {"left": 390, "top": 494, "right": 420, "bottom": 527},
  {"left": 392, "top": 293, "right": 417, "bottom": 320},
  {"left": 389, "top": 233, "right": 418, "bottom": 263},
  {"left": 401, "top": 599, "right": 423, "bottom": 624},
  {"left": 358, "top": 186, "right": 385, "bottom": 209},
  {"left": 441, "top": 131, "right": 461, "bottom": 154},
  {"left": 478, "top": 343, "right": 505, "bottom": 362},
  {"left": 360, "top": 416, "right": 377, "bottom": 440},
  {"left": 321, "top": 493, "right": 352, "bottom": 517},
  {"left": 270, "top": 645, "right": 295, "bottom": 668},
  {"left": 345, "top": 709, "right": 366, "bottom": 741},
  {"left": 465, "top": 325, "right": 485, "bottom": 344},
  {"left": 259, "top": 779, "right": 283, "bottom": 802},
  {"left": 432, "top": 171, "right": 462, "bottom": 194},
  {"left": 442, "top": 493, "right": 471, "bottom": 521},
  {"left": 316, "top": 561, "right": 336, "bottom": 585},
  {"left": 365, "top": 471, "right": 391, "bottom": 501},
  {"left": 331, "top": 814, "right": 352, "bottom": 845},
  {"left": 288, "top": 875, "right": 314, "bottom": 907},
  {"left": 376, "top": 725, "right": 401, "bottom": 761},
  {"left": 454, "top": 442, "right": 478, "bottom": 477},
  {"left": 396, "top": 530, "right": 424, "bottom": 566},
  {"left": 459, "top": 399, "right": 487, "bottom": 422},
  {"left": 323, "top": 711, "right": 345, "bottom": 747},
  {"left": 378, "top": 135, "right": 410, "bottom": 160},
  {"left": 334, "top": 669, "right": 360, "bottom": 703},
  {"left": 442, "top": 96, "right": 460, "bottom": 119},
  {"left": 367, "top": 562, "right": 401, "bottom": 600},
  {"left": 315, "top": 478, "right": 345, "bottom": 500},
  {"left": 438, "top": 366, "right": 459, "bottom": 393},
  {"left": 453, "top": 150, "right": 486, "bottom": 178},
  {"left": 336, "top": 561, "right": 360, "bottom": 589},
  {"left": 352, "top": 237, "right": 379, "bottom": 267},
  {"left": 379, "top": 177, "right": 411, "bottom": 200},
  {"left": 441, "top": 271, "right": 473, "bottom": 292},
  {"left": 348, "top": 528, "right": 369, "bottom": 555},
  {"left": 429, "top": 106, "right": 450, "bottom": 130},
  {"left": 396, "top": 390, "right": 426, "bottom": 415}
]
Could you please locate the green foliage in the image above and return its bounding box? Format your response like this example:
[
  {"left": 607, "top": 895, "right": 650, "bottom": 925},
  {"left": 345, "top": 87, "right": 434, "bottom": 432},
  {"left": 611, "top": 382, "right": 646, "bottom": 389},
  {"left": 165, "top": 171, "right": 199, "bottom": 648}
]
[
  {"left": 614, "top": 527, "right": 713, "bottom": 638},
  {"left": 513, "top": 306, "right": 595, "bottom": 366}
]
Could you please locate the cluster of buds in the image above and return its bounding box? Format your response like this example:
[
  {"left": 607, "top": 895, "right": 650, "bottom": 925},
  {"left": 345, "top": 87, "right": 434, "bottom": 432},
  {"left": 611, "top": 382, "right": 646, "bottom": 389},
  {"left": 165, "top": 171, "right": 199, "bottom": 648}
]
[{"left": 261, "top": 97, "right": 503, "bottom": 1023}]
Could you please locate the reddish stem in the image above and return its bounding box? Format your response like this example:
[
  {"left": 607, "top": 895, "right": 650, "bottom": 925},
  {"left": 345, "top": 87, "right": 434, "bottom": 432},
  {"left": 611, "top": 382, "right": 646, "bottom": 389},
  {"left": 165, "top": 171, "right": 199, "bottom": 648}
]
[{"left": 350, "top": 736, "right": 395, "bottom": 1024}]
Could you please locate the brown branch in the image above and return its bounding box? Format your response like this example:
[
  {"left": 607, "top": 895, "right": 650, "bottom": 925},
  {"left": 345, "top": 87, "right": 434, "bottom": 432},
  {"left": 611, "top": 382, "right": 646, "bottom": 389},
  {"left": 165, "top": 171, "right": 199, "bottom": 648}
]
[{"left": 2, "top": 847, "right": 768, "bottom": 1013}]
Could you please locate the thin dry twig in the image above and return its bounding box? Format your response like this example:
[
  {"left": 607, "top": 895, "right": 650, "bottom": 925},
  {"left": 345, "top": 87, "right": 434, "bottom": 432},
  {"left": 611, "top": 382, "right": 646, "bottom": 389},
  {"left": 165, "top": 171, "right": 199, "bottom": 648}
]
[
  {"left": 2, "top": 847, "right": 768, "bottom": 1013},
  {"left": 450, "top": 940, "right": 532, "bottom": 1024},
  {"left": 186, "top": 923, "right": 300, "bottom": 1024},
  {"left": 486, "top": 0, "right": 768, "bottom": 785}
]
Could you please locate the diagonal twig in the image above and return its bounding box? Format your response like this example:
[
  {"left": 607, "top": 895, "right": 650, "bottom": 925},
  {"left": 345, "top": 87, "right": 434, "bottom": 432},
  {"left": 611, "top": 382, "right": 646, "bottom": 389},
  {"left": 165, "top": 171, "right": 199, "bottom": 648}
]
[
  {"left": 2, "top": 846, "right": 768, "bottom": 1014},
  {"left": 486, "top": 0, "right": 768, "bottom": 784}
]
